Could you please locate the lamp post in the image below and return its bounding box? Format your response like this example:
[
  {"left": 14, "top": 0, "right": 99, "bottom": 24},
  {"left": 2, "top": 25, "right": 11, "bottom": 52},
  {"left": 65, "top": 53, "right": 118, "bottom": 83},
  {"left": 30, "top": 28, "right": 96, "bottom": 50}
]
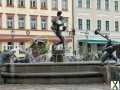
[
  {"left": 72, "top": 29, "right": 75, "bottom": 55},
  {"left": 26, "top": 30, "right": 30, "bottom": 36},
  {"left": 85, "top": 31, "right": 89, "bottom": 61},
  {"left": 26, "top": 30, "right": 30, "bottom": 49},
  {"left": 11, "top": 30, "right": 15, "bottom": 49},
  {"left": 72, "top": 0, "right": 75, "bottom": 56}
]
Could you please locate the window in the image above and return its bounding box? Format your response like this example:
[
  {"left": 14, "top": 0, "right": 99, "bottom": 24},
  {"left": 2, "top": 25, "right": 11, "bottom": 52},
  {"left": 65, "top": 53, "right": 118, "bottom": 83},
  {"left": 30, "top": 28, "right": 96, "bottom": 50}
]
[
  {"left": 30, "top": 0, "right": 37, "bottom": 8},
  {"left": 97, "top": 0, "right": 101, "bottom": 10},
  {"left": 19, "top": 42, "right": 24, "bottom": 49},
  {"left": 62, "top": 0, "right": 68, "bottom": 11},
  {"left": 86, "top": 19, "right": 90, "bottom": 30},
  {"left": 41, "top": 0, "right": 47, "bottom": 9},
  {"left": 19, "top": 42, "right": 25, "bottom": 53},
  {"left": 41, "top": 16, "right": 47, "bottom": 30},
  {"left": 78, "top": 19, "right": 82, "bottom": 30},
  {"left": 115, "top": 21, "right": 119, "bottom": 31},
  {"left": 7, "top": 0, "right": 14, "bottom": 7},
  {"left": 105, "top": 21, "right": 109, "bottom": 31},
  {"left": 52, "top": 0, "right": 58, "bottom": 10},
  {"left": 64, "top": 17, "right": 68, "bottom": 27},
  {"left": 78, "top": 0, "right": 82, "bottom": 8},
  {"left": 7, "top": 15, "right": 14, "bottom": 29},
  {"left": 7, "top": 42, "right": 13, "bottom": 50},
  {"left": 0, "top": 0, "right": 2, "bottom": 6},
  {"left": 18, "top": 15, "right": 25, "bottom": 29},
  {"left": 18, "top": 0, "right": 25, "bottom": 8},
  {"left": 79, "top": 42, "right": 83, "bottom": 54},
  {"left": 115, "top": 1, "right": 118, "bottom": 11},
  {"left": 86, "top": 0, "right": 90, "bottom": 8},
  {"left": 105, "top": 0, "right": 109, "bottom": 10},
  {"left": 97, "top": 20, "right": 101, "bottom": 30},
  {"left": 0, "top": 16, "right": 1, "bottom": 28},
  {"left": 30, "top": 16, "right": 37, "bottom": 30}
]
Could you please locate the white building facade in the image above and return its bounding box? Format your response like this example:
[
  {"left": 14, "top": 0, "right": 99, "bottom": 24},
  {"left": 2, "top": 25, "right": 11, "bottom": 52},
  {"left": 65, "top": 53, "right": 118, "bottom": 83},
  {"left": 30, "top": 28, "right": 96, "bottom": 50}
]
[{"left": 74, "top": 0, "right": 120, "bottom": 59}]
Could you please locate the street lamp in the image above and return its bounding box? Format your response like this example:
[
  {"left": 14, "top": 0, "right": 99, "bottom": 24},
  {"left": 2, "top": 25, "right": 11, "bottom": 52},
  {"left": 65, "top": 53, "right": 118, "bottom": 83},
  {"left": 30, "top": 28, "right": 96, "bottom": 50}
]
[
  {"left": 11, "top": 30, "right": 15, "bottom": 49},
  {"left": 84, "top": 31, "right": 89, "bottom": 61},
  {"left": 26, "top": 30, "right": 30, "bottom": 36},
  {"left": 72, "top": 29, "right": 75, "bottom": 55}
]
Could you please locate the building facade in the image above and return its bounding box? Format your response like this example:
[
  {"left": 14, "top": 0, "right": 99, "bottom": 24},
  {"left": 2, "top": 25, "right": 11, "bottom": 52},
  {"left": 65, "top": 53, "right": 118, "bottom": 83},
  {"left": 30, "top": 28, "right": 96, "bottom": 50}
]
[
  {"left": 0, "top": 0, "right": 73, "bottom": 57},
  {"left": 74, "top": 0, "right": 120, "bottom": 59}
]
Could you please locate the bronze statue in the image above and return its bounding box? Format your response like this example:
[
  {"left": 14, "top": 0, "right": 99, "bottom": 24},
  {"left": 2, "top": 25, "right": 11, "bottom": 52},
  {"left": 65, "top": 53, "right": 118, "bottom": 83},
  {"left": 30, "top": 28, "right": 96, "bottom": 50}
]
[
  {"left": 0, "top": 50, "right": 15, "bottom": 64},
  {"left": 51, "top": 11, "right": 67, "bottom": 62},
  {"left": 95, "top": 29, "right": 118, "bottom": 63},
  {"left": 51, "top": 11, "right": 67, "bottom": 49}
]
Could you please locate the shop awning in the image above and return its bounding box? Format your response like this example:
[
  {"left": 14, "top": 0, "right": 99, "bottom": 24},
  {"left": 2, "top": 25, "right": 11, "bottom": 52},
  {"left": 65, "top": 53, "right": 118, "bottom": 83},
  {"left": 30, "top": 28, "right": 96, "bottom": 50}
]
[
  {"left": 79, "top": 39, "right": 119, "bottom": 44},
  {"left": 0, "top": 35, "right": 32, "bottom": 42},
  {"left": 0, "top": 35, "right": 72, "bottom": 43}
]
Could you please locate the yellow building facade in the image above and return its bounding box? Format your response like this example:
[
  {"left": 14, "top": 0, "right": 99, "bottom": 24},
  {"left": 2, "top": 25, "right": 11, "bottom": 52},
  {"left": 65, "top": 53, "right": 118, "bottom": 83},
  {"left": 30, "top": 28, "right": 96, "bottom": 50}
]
[{"left": 0, "top": 0, "right": 73, "bottom": 57}]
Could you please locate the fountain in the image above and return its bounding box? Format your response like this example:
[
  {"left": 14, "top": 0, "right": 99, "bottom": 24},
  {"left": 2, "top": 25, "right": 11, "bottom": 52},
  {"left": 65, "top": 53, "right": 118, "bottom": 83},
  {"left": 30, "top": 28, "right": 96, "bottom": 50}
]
[
  {"left": 0, "top": 33, "right": 105, "bottom": 84},
  {"left": 0, "top": 50, "right": 16, "bottom": 83},
  {"left": 0, "top": 11, "right": 106, "bottom": 84}
]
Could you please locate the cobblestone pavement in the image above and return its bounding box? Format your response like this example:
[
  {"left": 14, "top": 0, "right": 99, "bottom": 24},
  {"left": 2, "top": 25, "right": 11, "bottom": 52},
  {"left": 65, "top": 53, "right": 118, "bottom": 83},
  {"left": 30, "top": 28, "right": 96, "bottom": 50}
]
[{"left": 0, "top": 84, "right": 110, "bottom": 90}]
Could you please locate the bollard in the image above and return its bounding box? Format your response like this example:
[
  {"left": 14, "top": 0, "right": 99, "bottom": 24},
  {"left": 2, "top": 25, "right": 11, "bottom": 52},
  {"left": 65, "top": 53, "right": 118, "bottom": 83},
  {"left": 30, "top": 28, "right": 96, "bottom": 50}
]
[{"left": 106, "top": 64, "right": 111, "bottom": 85}]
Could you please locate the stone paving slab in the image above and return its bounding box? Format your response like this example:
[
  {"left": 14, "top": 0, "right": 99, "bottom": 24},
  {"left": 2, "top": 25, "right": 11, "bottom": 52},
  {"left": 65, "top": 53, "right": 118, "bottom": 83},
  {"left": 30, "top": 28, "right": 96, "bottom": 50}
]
[{"left": 0, "top": 84, "right": 110, "bottom": 90}]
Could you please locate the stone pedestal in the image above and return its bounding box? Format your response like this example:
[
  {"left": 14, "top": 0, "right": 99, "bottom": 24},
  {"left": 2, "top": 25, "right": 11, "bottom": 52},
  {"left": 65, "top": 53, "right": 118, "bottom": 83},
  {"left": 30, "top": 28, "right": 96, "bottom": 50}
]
[
  {"left": 50, "top": 45, "right": 65, "bottom": 62},
  {"left": 50, "top": 50, "right": 64, "bottom": 62}
]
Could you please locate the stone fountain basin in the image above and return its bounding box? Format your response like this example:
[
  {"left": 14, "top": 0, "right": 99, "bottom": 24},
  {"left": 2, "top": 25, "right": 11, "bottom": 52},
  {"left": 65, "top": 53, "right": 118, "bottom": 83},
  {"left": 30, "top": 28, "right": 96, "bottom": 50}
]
[{"left": 0, "top": 62, "right": 105, "bottom": 84}]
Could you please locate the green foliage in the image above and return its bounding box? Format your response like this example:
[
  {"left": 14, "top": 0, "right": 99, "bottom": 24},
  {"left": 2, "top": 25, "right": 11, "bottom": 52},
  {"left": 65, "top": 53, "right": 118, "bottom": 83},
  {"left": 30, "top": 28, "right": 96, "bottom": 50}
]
[
  {"left": 31, "top": 41, "right": 49, "bottom": 54},
  {"left": 39, "top": 47, "right": 49, "bottom": 54}
]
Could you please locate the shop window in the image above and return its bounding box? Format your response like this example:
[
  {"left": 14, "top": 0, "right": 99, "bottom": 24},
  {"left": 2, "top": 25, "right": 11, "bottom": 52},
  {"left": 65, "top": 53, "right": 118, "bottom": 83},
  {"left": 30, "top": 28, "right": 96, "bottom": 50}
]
[{"left": 7, "top": 42, "right": 13, "bottom": 50}]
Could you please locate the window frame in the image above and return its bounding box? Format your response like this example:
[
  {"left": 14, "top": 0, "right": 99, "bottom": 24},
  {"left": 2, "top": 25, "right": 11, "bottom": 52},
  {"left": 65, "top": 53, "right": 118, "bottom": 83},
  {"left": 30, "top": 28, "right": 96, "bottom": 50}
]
[
  {"left": 78, "top": 19, "right": 82, "bottom": 30},
  {"left": 62, "top": 0, "right": 68, "bottom": 11},
  {"left": 97, "top": 20, "right": 101, "bottom": 30},
  {"left": 18, "top": 15, "right": 25, "bottom": 29},
  {"left": 0, "top": 0, "right": 2, "bottom": 6},
  {"left": 86, "top": 19, "right": 90, "bottom": 30},
  {"left": 41, "top": 0, "right": 48, "bottom": 10},
  {"left": 78, "top": 0, "right": 82, "bottom": 8},
  {"left": 52, "top": 0, "right": 58, "bottom": 10},
  {"left": 105, "top": 0, "right": 109, "bottom": 10},
  {"left": 86, "top": 0, "right": 90, "bottom": 9},
  {"left": 7, "top": 14, "right": 14, "bottom": 29},
  {"left": 105, "top": 21, "right": 109, "bottom": 31},
  {"left": 115, "top": 21, "right": 119, "bottom": 31},
  {"left": 0, "top": 14, "right": 2, "bottom": 29},
  {"left": 18, "top": 0, "right": 25, "bottom": 8},
  {"left": 7, "top": 42, "right": 13, "bottom": 50},
  {"left": 41, "top": 16, "right": 48, "bottom": 30},
  {"left": 7, "top": 0, "right": 14, "bottom": 7},
  {"left": 30, "top": 15, "right": 37, "bottom": 30},
  {"left": 97, "top": 0, "right": 101, "bottom": 10},
  {"left": 114, "top": 1, "right": 118, "bottom": 11},
  {"left": 30, "top": 0, "right": 37, "bottom": 9}
]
